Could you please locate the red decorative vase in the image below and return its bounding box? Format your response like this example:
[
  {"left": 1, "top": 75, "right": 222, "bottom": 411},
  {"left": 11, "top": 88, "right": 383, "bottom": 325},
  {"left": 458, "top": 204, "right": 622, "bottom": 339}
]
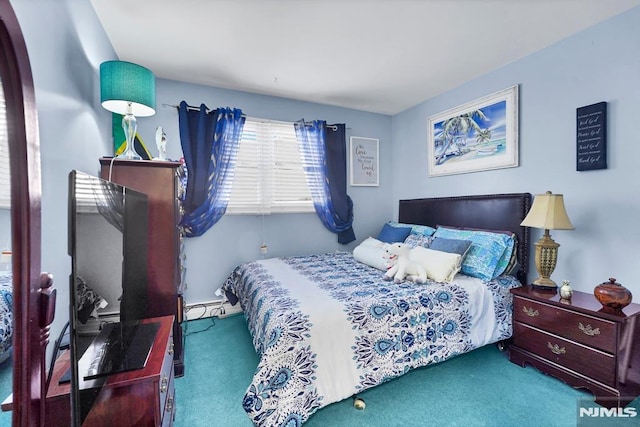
[{"left": 594, "top": 278, "right": 632, "bottom": 311}]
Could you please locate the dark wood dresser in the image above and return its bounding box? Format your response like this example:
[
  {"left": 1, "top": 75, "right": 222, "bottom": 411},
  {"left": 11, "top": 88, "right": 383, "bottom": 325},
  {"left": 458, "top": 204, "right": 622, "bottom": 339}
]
[
  {"left": 510, "top": 285, "right": 640, "bottom": 407},
  {"left": 44, "top": 316, "right": 176, "bottom": 426},
  {"left": 100, "top": 158, "right": 185, "bottom": 376}
]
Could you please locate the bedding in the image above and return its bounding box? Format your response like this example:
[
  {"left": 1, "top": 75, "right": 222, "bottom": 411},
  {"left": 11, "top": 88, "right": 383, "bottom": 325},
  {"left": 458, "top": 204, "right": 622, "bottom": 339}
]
[
  {"left": 223, "top": 251, "right": 521, "bottom": 426},
  {"left": 386, "top": 221, "right": 437, "bottom": 237},
  {"left": 0, "top": 272, "right": 12, "bottom": 363},
  {"left": 433, "top": 226, "right": 515, "bottom": 281}
]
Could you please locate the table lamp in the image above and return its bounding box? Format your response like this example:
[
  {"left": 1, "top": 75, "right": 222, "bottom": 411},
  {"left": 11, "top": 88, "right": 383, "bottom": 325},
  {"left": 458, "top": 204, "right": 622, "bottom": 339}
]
[
  {"left": 520, "top": 191, "right": 574, "bottom": 288},
  {"left": 100, "top": 61, "right": 156, "bottom": 160}
]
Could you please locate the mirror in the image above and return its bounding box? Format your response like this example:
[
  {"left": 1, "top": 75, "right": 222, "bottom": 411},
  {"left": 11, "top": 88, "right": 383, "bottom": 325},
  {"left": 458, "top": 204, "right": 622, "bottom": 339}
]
[
  {"left": 0, "top": 52, "right": 13, "bottom": 424},
  {"left": 0, "top": 0, "right": 47, "bottom": 425}
]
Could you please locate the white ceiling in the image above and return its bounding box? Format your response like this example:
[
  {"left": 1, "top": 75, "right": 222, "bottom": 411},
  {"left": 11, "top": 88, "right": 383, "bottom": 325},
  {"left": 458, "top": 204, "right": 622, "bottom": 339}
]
[{"left": 90, "top": 0, "right": 640, "bottom": 115}]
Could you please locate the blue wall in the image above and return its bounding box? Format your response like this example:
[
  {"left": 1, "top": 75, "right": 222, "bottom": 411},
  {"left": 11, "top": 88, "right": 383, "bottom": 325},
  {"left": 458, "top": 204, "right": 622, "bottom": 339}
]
[
  {"left": 392, "top": 6, "right": 640, "bottom": 296},
  {"left": 10, "top": 0, "right": 640, "bottom": 348},
  {"left": 9, "top": 0, "right": 392, "bottom": 335}
]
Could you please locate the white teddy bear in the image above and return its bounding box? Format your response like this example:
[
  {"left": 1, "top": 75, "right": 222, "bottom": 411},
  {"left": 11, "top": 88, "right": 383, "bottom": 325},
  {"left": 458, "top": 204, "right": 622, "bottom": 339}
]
[{"left": 383, "top": 242, "right": 427, "bottom": 283}]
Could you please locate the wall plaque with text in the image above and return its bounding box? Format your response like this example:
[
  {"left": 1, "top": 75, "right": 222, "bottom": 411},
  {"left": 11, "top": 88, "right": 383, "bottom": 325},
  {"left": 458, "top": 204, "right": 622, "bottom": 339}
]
[{"left": 576, "top": 102, "right": 607, "bottom": 171}]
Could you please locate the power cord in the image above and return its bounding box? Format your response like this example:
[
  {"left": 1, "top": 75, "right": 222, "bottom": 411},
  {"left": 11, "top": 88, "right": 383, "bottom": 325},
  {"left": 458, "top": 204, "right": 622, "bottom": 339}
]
[
  {"left": 182, "top": 296, "right": 229, "bottom": 336},
  {"left": 183, "top": 302, "right": 216, "bottom": 336},
  {"left": 184, "top": 315, "right": 215, "bottom": 336},
  {"left": 108, "top": 155, "right": 117, "bottom": 181},
  {"left": 46, "top": 321, "right": 69, "bottom": 393}
]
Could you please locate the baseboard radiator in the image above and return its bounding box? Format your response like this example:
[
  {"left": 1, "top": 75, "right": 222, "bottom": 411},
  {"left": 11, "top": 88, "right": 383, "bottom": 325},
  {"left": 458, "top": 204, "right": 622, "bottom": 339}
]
[{"left": 184, "top": 299, "right": 243, "bottom": 321}]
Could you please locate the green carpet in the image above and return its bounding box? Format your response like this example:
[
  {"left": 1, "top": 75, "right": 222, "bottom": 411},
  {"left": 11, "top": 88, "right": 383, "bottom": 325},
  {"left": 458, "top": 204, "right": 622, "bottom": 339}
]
[
  {"left": 0, "top": 356, "right": 11, "bottom": 425},
  {"left": 173, "top": 316, "right": 640, "bottom": 427},
  {"left": 0, "top": 316, "right": 637, "bottom": 426}
]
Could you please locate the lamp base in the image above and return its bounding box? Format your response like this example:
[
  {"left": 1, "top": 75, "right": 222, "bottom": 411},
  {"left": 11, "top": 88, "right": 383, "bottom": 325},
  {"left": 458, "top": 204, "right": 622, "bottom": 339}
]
[
  {"left": 116, "top": 148, "right": 142, "bottom": 161},
  {"left": 117, "top": 108, "right": 142, "bottom": 161},
  {"left": 531, "top": 230, "right": 560, "bottom": 289},
  {"left": 531, "top": 277, "right": 557, "bottom": 289}
]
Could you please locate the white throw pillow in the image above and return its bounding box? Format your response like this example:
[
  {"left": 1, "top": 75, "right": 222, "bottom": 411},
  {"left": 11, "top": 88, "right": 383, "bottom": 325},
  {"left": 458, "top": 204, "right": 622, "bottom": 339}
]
[
  {"left": 353, "top": 237, "right": 389, "bottom": 271},
  {"left": 409, "top": 246, "right": 462, "bottom": 283}
]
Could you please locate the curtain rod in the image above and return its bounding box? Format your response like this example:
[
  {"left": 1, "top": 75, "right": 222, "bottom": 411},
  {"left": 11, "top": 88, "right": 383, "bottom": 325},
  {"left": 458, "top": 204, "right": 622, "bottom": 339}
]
[
  {"left": 163, "top": 103, "right": 212, "bottom": 112},
  {"left": 163, "top": 103, "right": 345, "bottom": 130},
  {"left": 299, "top": 122, "right": 343, "bottom": 131},
  {"left": 162, "top": 103, "right": 247, "bottom": 117}
]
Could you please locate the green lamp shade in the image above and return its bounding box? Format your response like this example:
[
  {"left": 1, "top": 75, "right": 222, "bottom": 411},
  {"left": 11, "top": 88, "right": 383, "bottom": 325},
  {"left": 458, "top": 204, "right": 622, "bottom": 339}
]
[{"left": 100, "top": 60, "right": 156, "bottom": 117}]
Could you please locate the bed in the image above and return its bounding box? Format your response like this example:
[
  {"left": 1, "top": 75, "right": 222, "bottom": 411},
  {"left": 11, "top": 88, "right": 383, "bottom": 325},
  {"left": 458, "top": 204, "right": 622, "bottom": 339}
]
[
  {"left": 223, "top": 193, "right": 532, "bottom": 426},
  {"left": 0, "top": 271, "right": 12, "bottom": 364}
]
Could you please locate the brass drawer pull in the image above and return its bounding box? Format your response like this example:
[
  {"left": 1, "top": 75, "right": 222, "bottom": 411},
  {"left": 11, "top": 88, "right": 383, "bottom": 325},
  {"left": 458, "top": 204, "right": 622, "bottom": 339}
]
[
  {"left": 166, "top": 396, "right": 174, "bottom": 413},
  {"left": 547, "top": 342, "right": 566, "bottom": 355},
  {"left": 160, "top": 376, "right": 168, "bottom": 393},
  {"left": 523, "top": 306, "right": 539, "bottom": 317},
  {"left": 578, "top": 322, "right": 600, "bottom": 336}
]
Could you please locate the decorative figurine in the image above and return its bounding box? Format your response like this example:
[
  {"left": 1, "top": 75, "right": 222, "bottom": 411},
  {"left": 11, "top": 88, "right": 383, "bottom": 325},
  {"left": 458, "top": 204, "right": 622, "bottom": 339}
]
[
  {"left": 560, "top": 280, "right": 573, "bottom": 300},
  {"left": 154, "top": 126, "right": 167, "bottom": 161}
]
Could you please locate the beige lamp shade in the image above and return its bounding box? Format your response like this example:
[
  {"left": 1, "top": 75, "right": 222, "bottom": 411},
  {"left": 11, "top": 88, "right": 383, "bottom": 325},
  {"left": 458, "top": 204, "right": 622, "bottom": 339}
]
[{"left": 520, "top": 191, "right": 574, "bottom": 230}]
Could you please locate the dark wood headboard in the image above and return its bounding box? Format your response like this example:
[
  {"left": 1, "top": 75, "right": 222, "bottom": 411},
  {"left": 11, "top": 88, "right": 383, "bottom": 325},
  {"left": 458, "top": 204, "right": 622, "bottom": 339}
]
[{"left": 398, "top": 193, "right": 532, "bottom": 284}]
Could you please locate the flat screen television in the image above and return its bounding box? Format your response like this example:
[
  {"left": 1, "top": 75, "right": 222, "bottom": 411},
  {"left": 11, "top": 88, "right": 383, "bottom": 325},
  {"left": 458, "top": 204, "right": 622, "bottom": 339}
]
[{"left": 68, "top": 170, "right": 157, "bottom": 425}]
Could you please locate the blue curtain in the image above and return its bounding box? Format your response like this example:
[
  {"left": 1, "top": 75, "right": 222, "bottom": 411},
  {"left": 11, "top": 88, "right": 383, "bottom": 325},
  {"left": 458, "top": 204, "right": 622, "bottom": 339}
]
[
  {"left": 295, "top": 119, "right": 355, "bottom": 244},
  {"left": 178, "top": 101, "right": 245, "bottom": 237}
]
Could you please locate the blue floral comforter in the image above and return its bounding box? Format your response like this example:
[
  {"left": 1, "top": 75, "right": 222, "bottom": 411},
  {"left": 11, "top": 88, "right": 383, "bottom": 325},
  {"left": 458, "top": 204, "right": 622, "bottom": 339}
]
[
  {"left": 223, "top": 252, "right": 521, "bottom": 426},
  {"left": 0, "top": 272, "right": 12, "bottom": 363}
]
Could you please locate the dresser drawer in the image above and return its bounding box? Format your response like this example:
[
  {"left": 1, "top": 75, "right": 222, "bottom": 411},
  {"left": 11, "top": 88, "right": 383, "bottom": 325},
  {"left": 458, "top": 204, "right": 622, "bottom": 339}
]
[
  {"left": 513, "top": 322, "right": 615, "bottom": 386},
  {"left": 158, "top": 333, "right": 175, "bottom": 412},
  {"left": 514, "top": 296, "right": 616, "bottom": 353},
  {"left": 161, "top": 374, "right": 176, "bottom": 427}
]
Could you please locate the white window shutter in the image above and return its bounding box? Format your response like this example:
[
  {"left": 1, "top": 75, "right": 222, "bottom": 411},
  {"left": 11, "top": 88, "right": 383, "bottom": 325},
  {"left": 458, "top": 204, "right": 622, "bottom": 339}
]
[{"left": 227, "top": 118, "right": 313, "bottom": 214}]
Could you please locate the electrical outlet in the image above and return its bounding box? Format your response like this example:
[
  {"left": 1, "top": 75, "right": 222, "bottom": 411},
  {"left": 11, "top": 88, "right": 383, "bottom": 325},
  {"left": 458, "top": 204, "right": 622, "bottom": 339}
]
[{"left": 218, "top": 301, "right": 243, "bottom": 318}]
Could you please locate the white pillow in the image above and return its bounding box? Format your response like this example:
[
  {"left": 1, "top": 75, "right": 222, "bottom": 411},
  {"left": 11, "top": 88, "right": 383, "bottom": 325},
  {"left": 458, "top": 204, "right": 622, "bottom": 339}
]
[
  {"left": 359, "top": 237, "right": 387, "bottom": 248},
  {"left": 409, "top": 246, "right": 462, "bottom": 283},
  {"left": 353, "top": 237, "right": 390, "bottom": 271}
]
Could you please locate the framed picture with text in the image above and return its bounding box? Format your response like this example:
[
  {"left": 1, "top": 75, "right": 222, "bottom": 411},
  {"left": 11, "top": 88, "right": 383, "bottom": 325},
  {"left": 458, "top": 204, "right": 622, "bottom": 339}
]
[
  {"left": 576, "top": 102, "right": 607, "bottom": 171},
  {"left": 350, "top": 136, "right": 379, "bottom": 186}
]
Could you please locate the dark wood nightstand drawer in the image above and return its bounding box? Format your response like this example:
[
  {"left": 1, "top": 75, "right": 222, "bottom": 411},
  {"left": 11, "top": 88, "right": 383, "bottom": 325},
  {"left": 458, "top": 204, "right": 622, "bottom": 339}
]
[
  {"left": 513, "top": 322, "right": 616, "bottom": 386},
  {"left": 514, "top": 296, "right": 616, "bottom": 353}
]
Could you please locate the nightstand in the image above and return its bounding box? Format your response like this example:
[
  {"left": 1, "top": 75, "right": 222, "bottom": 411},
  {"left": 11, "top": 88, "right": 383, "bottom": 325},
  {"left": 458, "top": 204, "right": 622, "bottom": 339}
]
[{"left": 509, "top": 285, "right": 640, "bottom": 408}]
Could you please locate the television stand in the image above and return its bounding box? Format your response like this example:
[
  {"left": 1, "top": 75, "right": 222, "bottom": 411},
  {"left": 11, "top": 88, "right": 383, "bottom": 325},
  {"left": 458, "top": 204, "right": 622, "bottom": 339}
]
[{"left": 43, "top": 316, "right": 176, "bottom": 426}]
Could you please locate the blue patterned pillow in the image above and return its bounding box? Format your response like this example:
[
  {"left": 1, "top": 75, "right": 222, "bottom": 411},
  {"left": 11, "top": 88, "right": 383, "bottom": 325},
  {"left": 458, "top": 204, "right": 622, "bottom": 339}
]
[
  {"left": 377, "top": 223, "right": 412, "bottom": 243},
  {"left": 494, "top": 235, "right": 516, "bottom": 277},
  {"left": 404, "top": 234, "right": 434, "bottom": 248},
  {"left": 429, "top": 237, "right": 473, "bottom": 257},
  {"left": 387, "top": 221, "right": 436, "bottom": 237},
  {"left": 433, "top": 227, "right": 511, "bottom": 281}
]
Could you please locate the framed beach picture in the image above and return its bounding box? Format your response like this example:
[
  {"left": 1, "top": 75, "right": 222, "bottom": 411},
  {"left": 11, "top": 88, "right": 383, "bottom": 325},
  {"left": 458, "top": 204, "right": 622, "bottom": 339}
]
[
  {"left": 427, "top": 85, "right": 519, "bottom": 177},
  {"left": 350, "top": 136, "right": 379, "bottom": 186}
]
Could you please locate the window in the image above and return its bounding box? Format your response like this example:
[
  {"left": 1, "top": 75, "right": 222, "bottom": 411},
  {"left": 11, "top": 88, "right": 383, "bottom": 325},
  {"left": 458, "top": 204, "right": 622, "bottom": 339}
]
[{"left": 227, "top": 118, "right": 313, "bottom": 214}]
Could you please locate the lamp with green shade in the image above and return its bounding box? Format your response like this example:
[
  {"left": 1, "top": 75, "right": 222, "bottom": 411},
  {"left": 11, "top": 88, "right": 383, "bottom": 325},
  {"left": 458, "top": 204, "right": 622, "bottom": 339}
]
[{"left": 100, "top": 60, "right": 156, "bottom": 160}]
